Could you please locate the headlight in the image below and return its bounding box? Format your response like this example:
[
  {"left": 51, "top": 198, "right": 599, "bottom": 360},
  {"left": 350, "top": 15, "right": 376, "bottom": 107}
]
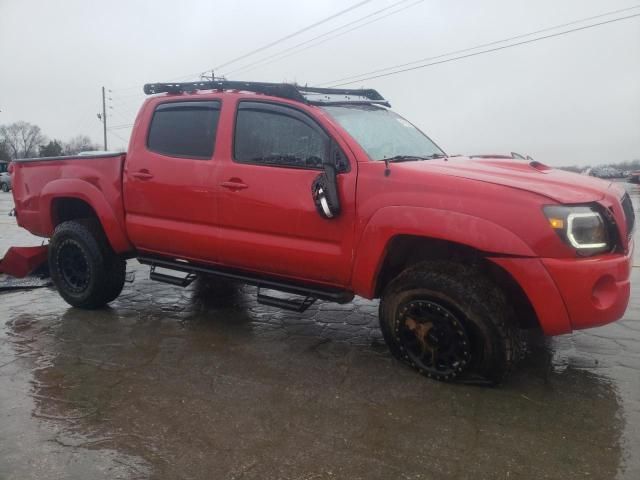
[{"left": 543, "top": 205, "right": 612, "bottom": 256}]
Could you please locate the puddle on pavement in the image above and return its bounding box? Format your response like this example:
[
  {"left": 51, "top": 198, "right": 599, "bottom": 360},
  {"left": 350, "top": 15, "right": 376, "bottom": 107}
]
[{"left": 0, "top": 186, "right": 639, "bottom": 479}]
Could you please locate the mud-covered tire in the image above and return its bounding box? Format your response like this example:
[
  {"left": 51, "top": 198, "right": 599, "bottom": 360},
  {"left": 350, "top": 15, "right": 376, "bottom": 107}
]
[
  {"left": 379, "top": 261, "right": 521, "bottom": 384},
  {"left": 48, "top": 219, "right": 126, "bottom": 309}
]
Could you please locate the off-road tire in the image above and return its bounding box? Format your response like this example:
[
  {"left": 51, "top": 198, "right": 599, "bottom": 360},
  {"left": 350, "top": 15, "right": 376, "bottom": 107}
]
[
  {"left": 49, "top": 218, "right": 126, "bottom": 309},
  {"left": 379, "top": 260, "right": 521, "bottom": 384}
]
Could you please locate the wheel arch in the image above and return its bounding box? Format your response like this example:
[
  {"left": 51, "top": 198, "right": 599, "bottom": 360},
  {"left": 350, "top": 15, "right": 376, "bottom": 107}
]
[
  {"left": 371, "top": 235, "right": 539, "bottom": 329},
  {"left": 42, "top": 179, "right": 133, "bottom": 253},
  {"left": 51, "top": 197, "right": 98, "bottom": 225},
  {"left": 350, "top": 206, "right": 540, "bottom": 329}
]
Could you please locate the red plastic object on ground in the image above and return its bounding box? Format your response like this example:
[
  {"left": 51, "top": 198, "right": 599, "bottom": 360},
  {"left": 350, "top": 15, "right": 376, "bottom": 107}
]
[{"left": 0, "top": 246, "right": 48, "bottom": 278}]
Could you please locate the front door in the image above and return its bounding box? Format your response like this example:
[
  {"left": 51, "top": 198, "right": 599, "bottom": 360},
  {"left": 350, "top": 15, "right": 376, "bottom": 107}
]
[{"left": 214, "top": 100, "right": 357, "bottom": 286}]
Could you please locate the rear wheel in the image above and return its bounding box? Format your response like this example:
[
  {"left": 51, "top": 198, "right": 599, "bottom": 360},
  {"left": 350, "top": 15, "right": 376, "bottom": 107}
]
[
  {"left": 379, "top": 261, "right": 521, "bottom": 384},
  {"left": 49, "top": 219, "right": 126, "bottom": 309}
]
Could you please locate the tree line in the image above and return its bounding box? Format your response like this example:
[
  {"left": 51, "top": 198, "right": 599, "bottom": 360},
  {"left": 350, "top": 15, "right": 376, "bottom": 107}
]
[
  {"left": 0, "top": 121, "right": 100, "bottom": 161},
  {"left": 559, "top": 159, "right": 640, "bottom": 174}
]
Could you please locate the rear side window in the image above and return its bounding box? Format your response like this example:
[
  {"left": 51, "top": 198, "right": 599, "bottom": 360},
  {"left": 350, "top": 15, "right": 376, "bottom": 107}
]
[
  {"left": 234, "top": 102, "right": 329, "bottom": 169},
  {"left": 147, "top": 101, "right": 220, "bottom": 159}
]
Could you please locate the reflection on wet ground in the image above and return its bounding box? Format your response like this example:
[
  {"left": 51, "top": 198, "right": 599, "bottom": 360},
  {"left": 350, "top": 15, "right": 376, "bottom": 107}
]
[{"left": 1, "top": 185, "right": 639, "bottom": 479}]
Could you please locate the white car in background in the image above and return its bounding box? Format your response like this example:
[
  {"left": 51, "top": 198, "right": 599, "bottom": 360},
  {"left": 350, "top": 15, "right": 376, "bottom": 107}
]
[{"left": 0, "top": 172, "right": 11, "bottom": 192}]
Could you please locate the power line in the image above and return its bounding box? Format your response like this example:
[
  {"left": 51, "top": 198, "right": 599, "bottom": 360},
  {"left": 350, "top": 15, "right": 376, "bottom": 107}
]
[
  {"left": 109, "top": 0, "right": 375, "bottom": 93},
  {"left": 107, "top": 90, "right": 145, "bottom": 118},
  {"left": 214, "top": 0, "right": 375, "bottom": 71},
  {"left": 109, "top": 108, "right": 134, "bottom": 124},
  {"left": 66, "top": 108, "right": 104, "bottom": 144},
  {"left": 319, "top": 4, "right": 640, "bottom": 86},
  {"left": 326, "top": 12, "right": 640, "bottom": 87},
  {"left": 224, "top": 0, "right": 415, "bottom": 77},
  {"left": 223, "top": 0, "right": 420, "bottom": 77},
  {"left": 108, "top": 95, "right": 142, "bottom": 108},
  {"left": 108, "top": 91, "right": 145, "bottom": 105},
  {"left": 108, "top": 129, "right": 129, "bottom": 145},
  {"left": 109, "top": 91, "right": 145, "bottom": 100},
  {"left": 108, "top": 99, "right": 142, "bottom": 114}
]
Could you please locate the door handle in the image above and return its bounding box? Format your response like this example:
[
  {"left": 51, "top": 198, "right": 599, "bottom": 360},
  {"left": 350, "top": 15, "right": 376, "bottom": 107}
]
[
  {"left": 132, "top": 170, "right": 154, "bottom": 180},
  {"left": 220, "top": 180, "right": 248, "bottom": 190}
]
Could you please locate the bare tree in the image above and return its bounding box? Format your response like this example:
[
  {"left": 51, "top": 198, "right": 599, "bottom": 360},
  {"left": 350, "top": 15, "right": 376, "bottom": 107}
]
[
  {"left": 0, "top": 140, "right": 10, "bottom": 161},
  {"left": 0, "top": 121, "right": 46, "bottom": 159},
  {"left": 63, "top": 135, "right": 100, "bottom": 155}
]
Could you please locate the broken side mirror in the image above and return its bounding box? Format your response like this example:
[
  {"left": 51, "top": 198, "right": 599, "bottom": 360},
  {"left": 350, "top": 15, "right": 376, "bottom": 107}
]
[{"left": 312, "top": 142, "right": 344, "bottom": 219}]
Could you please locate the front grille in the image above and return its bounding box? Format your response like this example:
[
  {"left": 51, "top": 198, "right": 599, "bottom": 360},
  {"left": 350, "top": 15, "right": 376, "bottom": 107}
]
[{"left": 621, "top": 192, "right": 635, "bottom": 237}]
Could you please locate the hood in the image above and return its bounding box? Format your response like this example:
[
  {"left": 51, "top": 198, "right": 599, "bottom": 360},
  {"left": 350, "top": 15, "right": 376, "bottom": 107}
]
[{"left": 402, "top": 155, "right": 614, "bottom": 204}]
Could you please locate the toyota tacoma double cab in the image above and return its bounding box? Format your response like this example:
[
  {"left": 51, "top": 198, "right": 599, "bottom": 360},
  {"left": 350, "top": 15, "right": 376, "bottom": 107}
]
[{"left": 10, "top": 80, "right": 634, "bottom": 383}]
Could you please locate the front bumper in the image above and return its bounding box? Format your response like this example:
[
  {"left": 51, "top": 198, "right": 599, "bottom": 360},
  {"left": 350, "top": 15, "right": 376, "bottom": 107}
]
[
  {"left": 490, "top": 242, "right": 633, "bottom": 335},
  {"left": 541, "top": 241, "right": 632, "bottom": 331}
]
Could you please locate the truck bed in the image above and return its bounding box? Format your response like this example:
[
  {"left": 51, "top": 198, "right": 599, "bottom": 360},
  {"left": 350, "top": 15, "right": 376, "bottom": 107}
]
[{"left": 11, "top": 152, "right": 127, "bottom": 239}]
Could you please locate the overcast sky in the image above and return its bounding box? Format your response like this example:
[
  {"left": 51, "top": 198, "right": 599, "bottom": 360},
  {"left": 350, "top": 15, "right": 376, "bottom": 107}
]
[{"left": 1, "top": 0, "right": 639, "bottom": 166}]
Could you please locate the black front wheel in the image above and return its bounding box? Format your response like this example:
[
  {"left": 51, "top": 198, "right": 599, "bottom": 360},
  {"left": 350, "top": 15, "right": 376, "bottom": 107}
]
[
  {"left": 1, "top": 183, "right": 8, "bottom": 192},
  {"left": 379, "top": 261, "right": 521, "bottom": 384},
  {"left": 49, "top": 219, "right": 126, "bottom": 309}
]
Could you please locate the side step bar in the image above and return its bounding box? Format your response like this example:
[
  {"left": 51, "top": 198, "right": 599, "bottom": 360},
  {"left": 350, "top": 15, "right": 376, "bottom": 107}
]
[
  {"left": 138, "top": 256, "right": 354, "bottom": 311},
  {"left": 149, "top": 266, "right": 196, "bottom": 287},
  {"left": 257, "top": 287, "right": 317, "bottom": 312}
]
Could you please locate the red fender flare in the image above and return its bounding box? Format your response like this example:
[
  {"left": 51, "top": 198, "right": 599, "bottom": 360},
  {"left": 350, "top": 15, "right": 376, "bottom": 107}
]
[
  {"left": 350, "top": 206, "right": 535, "bottom": 298},
  {"left": 40, "top": 179, "right": 133, "bottom": 253}
]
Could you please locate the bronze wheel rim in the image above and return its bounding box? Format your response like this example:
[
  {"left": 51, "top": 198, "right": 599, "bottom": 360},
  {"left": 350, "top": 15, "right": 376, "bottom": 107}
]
[{"left": 395, "top": 299, "right": 471, "bottom": 380}]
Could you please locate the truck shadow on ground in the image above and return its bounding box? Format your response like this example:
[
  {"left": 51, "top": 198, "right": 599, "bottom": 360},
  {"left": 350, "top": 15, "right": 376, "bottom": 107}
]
[{"left": 1, "top": 274, "right": 625, "bottom": 480}]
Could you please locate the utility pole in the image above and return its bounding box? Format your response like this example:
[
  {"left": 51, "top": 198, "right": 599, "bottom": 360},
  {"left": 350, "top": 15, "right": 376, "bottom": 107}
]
[{"left": 101, "top": 86, "right": 108, "bottom": 150}]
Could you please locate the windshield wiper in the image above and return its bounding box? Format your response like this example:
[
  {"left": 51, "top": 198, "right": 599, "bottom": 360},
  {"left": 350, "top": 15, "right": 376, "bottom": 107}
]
[
  {"left": 384, "top": 155, "right": 429, "bottom": 163},
  {"left": 384, "top": 153, "right": 446, "bottom": 163}
]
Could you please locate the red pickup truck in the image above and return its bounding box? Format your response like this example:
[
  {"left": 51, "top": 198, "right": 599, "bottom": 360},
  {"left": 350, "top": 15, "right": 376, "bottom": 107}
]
[{"left": 10, "top": 81, "right": 634, "bottom": 383}]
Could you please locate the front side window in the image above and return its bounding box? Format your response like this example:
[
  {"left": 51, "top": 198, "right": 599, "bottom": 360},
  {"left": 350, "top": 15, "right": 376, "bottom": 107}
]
[
  {"left": 147, "top": 101, "right": 220, "bottom": 158},
  {"left": 234, "top": 102, "right": 329, "bottom": 169},
  {"left": 322, "top": 104, "right": 445, "bottom": 161}
]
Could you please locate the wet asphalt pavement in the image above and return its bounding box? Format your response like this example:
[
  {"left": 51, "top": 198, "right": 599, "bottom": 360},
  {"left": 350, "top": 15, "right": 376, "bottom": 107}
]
[{"left": 1, "top": 185, "right": 639, "bottom": 480}]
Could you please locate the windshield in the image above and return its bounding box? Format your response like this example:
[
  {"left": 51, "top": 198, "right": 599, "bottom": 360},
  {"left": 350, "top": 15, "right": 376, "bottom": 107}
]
[{"left": 322, "top": 104, "right": 445, "bottom": 160}]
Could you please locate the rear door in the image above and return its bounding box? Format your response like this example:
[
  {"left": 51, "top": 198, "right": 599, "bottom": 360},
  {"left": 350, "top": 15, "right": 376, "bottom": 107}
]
[
  {"left": 123, "top": 99, "right": 222, "bottom": 262},
  {"left": 214, "top": 100, "right": 357, "bottom": 286}
]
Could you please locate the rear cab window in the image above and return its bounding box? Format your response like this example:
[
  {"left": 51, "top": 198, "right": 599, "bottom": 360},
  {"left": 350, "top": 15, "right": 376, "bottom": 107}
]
[{"left": 147, "top": 101, "right": 221, "bottom": 159}]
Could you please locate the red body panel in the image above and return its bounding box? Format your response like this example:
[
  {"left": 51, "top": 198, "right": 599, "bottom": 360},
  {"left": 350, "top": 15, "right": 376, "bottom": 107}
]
[
  {"left": 0, "top": 246, "right": 48, "bottom": 278},
  {"left": 11, "top": 155, "right": 132, "bottom": 253},
  {"left": 9, "top": 90, "right": 633, "bottom": 335},
  {"left": 489, "top": 257, "right": 573, "bottom": 335},
  {"left": 123, "top": 95, "right": 359, "bottom": 286},
  {"left": 209, "top": 97, "right": 358, "bottom": 285},
  {"left": 541, "top": 243, "right": 633, "bottom": 331}
]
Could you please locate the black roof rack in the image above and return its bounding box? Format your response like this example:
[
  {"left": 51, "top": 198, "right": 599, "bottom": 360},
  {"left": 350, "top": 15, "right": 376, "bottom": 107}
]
[{"left": 143, "top": 81, "right": 390, "bottom": 107}]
